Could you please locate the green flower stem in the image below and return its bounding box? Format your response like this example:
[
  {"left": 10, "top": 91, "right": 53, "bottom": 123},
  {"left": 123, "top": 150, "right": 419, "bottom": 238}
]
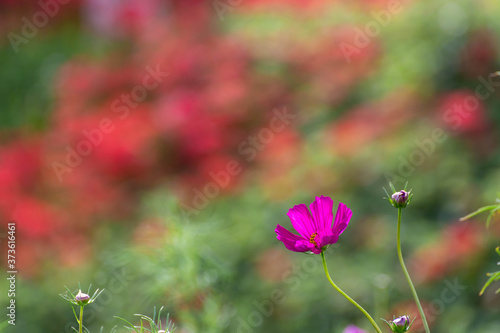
[
  {"left": 321, "top": 251, "right": 383, "bottom": 333},
  {"left": 79, "top": 305, "right": 84, "bottom": 333},
  {"left": 397, "top": 208, "right": 430, "bottom": 333}
]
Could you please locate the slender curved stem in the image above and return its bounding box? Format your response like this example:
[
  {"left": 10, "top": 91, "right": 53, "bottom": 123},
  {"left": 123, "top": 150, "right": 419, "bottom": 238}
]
[
  {"left": 397, "top": 208, "right": 430, "bottom": 333},
  {"left": 79, "top": 305, "right": 84, "bottom": 333},
  {"left": 321, "top": 251, "right": 383, "bottom": 333}
]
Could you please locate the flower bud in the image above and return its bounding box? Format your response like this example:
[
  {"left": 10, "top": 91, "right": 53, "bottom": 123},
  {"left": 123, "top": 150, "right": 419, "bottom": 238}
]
[
  {"left": 382, "top": 315, "right": 413, "bottom": 333},
  {"left": 75, "top": 290, "right": 90, "bottom": 305},
  {"left": 392, "top": 190, "right": 409, "bottom": 207},
  {"left": 392, "top": 315, "right": 409, "bottom": 327},
  {"left": 384, "top": 183, "right": 413, "bottom": 209}
]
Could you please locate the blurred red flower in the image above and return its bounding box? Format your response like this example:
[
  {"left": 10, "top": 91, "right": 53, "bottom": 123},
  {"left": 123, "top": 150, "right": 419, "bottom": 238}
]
[
  {"left": 409, "top": 222, "right": 485, "bottom": 284},
  {"left": 437, "top": 89, "right": 487, "bottom": 133},
  {"left": 460, "top": 29, "right": 497, "bottom": 78}
]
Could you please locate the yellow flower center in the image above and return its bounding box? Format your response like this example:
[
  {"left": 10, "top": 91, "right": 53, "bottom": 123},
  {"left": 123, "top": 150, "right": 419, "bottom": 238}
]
[{"left": 309, "top": 232, "right": 318, "bottom": 246}]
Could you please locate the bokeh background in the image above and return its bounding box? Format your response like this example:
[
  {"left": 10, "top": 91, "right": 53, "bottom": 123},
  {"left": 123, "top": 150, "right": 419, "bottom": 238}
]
[{"left": 1, "top": 0, "right": 500, "bottom": 332}]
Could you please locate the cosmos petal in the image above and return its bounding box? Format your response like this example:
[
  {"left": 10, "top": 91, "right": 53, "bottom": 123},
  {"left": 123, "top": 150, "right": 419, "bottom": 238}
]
[
  {"left": 275, "top": 224, "right": 306, "bottom": 252},
  {"left": 332, "top": 202, "right": 352, "bottom": 236},
  {"left": 287, "top": 203, "right": 315, "bottom": 239},
  {"left": 294, "top": 239, "right": 317, "bottom": 253},
  {"left": 316, "top": 228, "right": 339, "bottom": 247},
  {"left": 309, "top": 195, "right": 334, "bottom": 231}
]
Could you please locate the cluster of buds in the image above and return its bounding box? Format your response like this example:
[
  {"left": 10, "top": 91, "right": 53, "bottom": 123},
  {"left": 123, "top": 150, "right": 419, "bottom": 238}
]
[
  {"left": 382, "top": 315, "right": 414, "bottom": 333},
  {"left": 384, "top": 183, "right": 413, "bottom": 209}
]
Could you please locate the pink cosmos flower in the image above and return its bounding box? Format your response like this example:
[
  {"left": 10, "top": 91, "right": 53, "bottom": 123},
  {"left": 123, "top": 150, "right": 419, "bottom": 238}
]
[{"left": 275, "top": 196, "right": 352, "bottom": 254}]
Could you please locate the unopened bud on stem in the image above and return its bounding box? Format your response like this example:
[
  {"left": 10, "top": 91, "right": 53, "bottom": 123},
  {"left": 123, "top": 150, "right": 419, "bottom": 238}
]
[{"left": 75, "top": 290, "right": 90, "bottom": 305}]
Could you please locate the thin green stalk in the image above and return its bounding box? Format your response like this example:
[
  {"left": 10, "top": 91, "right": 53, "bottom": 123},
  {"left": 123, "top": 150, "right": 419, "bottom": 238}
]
[
  {"left": 397, "top": 208, "right": 430, "bottom": 333},
  {"left": 321, "top": 251, "right": 383, "bottom": 333},
  {"left": 79, "top": 305, "right": 84, "bottom": 333}
]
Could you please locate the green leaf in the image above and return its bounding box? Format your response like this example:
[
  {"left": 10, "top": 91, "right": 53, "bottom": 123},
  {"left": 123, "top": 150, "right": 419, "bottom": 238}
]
[
  {"left": 486, "top": 207, "right": 500, "bottom": 228},
  {"left": 114, "top": 316, "right": 142, "bottom": 333},
  {"left": 459, "top": 205, "right": 499, "bottom": 222},
  {"left": 479, "top": 271, "right": 500, "bottom": 296}
]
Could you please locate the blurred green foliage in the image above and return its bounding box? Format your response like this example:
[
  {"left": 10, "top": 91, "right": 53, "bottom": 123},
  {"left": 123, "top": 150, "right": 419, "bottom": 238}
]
[{"left": 0, "top": 24, "right": 113, "bottom": 131}]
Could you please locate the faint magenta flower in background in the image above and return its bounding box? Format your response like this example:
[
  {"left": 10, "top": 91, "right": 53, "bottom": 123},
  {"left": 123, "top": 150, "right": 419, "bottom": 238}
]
[
  {"left": 343, "top": 324, "right": 368, "bottom": 333},
  {"left": 275, "top": 195, "right": 352, "bottom": 254}
]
